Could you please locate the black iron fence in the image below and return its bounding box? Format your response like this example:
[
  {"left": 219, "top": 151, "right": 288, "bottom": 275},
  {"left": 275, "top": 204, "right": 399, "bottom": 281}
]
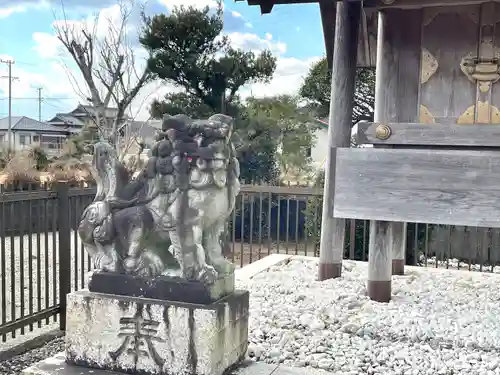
[
  {"left": 0, "top": 183, "right": 94, "bottom": 344},
  {"left": 1, "top": 183, "right": 500, "bottom": 344}
]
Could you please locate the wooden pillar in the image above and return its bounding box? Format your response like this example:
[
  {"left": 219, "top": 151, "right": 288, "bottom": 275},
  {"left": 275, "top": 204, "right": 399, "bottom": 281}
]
[
  {"left": 367, "top": 10, "right": 393, "bottom": 301},
  {"left": 318, "top": 0, "right": 361, "bottom": 281},
  {"left": 391, "top": 222, "right": 406, "bottom": 275},
  {"left": 367, "top": 7, "right": 421, "bottom": 296},
  {"left": 367, "top": 221, "right": 392, "bottom": 302}
]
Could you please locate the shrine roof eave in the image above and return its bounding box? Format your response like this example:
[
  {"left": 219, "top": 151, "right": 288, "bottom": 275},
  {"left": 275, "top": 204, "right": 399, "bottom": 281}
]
[{"left": 234, "top": 0, "right": 367, "bottom": 14}]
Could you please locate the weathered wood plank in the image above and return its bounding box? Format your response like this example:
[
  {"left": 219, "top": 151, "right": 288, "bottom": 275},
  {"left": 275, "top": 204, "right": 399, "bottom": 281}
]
[
  {"left": 357, "top": 122, "right": 500, "bottom": 146},
  {"left": 334, "top": 147, "right": 500, "bottom": 228},
  {"left": 395, "top": 9, "right": 421, "bottom": 123}
]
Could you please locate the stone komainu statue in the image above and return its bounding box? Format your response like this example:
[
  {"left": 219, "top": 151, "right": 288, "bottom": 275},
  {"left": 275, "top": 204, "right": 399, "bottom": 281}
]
[{"left": 78, "top": 114, "right": 240, "bottom": 285}]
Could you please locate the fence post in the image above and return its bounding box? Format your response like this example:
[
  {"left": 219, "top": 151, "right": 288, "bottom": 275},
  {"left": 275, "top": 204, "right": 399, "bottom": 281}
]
[{"left": 57, "top": 182, "right": 71, "bottom": 331}]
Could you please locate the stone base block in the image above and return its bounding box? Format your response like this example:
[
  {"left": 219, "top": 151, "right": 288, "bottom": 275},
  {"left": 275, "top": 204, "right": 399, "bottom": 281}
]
[
  {"left": 64, "top": 290, "right": 249, "bottom": 375},
  {"left": 89, "top": 272, "right": 235, "bottom": 304}
]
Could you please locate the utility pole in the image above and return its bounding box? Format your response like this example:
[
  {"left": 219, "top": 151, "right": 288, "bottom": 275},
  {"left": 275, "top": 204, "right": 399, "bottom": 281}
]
[
  {"left": 36, "top": 87, "right": 42, "bottom": 121},
  {"left": 0, "top": 59, "right": 18, "bottom": 151}
]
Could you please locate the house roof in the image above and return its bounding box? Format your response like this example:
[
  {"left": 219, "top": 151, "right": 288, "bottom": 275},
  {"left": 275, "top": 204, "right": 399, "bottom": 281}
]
[
  {"left": 0, "top": 116, "right": 70, "bottom": 133},
  {"left": 47, "top": 114, "right": 85, "bottom": 127},
  {"left": 69, "top": 104, "right": 125, "bottom": 119},
  {"left": 125, "top": 120, "right": 162, "bottom": 141}
]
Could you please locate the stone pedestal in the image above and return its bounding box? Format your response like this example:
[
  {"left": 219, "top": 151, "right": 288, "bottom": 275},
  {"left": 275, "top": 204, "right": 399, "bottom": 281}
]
[
  {"left": 88, "top": 272, "right": 235, "bottom": 304},
  {"left": 64, "top": 290, "right": 249, "bottom": 375}
]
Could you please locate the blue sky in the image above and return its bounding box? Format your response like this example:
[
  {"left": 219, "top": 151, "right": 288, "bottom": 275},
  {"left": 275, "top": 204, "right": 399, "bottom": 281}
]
[{"left": 0, "top": 0, "right": 325, "bottom": 121}]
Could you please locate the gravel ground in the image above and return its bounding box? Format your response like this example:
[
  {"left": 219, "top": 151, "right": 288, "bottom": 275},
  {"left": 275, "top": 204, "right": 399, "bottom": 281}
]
[
  {"left": 1, "top": 227, "right": 498, "bottom": 337},
  {"left": 4, "top": 257, "right": 500, "bottom": 374},
  {"left": 0, "top": 337, "right": 64, "bottom": 375},
  {"left": 240, "top": 258, "right": 500, "bottom": 374},
  {"left": 419, "top": 255, "right": 500, "bottom": 273}
]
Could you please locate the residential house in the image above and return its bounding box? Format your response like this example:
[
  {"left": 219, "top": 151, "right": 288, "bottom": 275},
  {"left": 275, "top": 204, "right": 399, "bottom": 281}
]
[
  {"left": 0, "top": 116, "right": 72, "bottom": 155},
  {"left": 46, "top": 113, "right": 85, "bottom": 134},
  {"left": 47, "top": 104, "right": 123, "bottom": 132},
  {"left": 119, "top": 119, "right": 162, "bottom": 157},
  {"left": 47, "top": 104, "right": 160, "bottom": 156}
]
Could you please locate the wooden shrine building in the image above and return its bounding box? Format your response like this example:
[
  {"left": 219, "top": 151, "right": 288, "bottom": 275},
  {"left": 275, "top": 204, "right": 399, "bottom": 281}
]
[{"left": 238, "top": 0, "right": 500, "bottom": 302}]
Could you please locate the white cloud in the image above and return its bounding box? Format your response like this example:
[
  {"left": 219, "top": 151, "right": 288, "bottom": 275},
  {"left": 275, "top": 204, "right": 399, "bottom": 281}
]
[
  {"left": 158, "top": 0, "right": 220, "bottom": 9},
  {"left": 0, "top": 56, "right": 71, "bottom": 102},
  {"left": 244, "top": 22, "right": 253, "bottom": 28},
  {"left": 225, "top": 32, "right": 319, "bottom": 99},
  {"left": 32, "top": 32, "right": 60, "bottom": 59},
  {"left": 242, "top": 56, "right": 320, "bottom": 98},
  {"left": 0, "top": 4, "right": 27, "bottom": 18},
  {"left": 0, "top": 1, "right": 50, "bottom": 18},
  {"left": 231, "top": 10, "right": 243, "bottom": 18},
  {"left": 228, "top": 32, "right": 287, "bottom": 55},
  {"left": 27, "top": 3, "right": 317, "bottom": 121},
  {"left": 52, "top": 4, "right": 133, "bottom": 41}
]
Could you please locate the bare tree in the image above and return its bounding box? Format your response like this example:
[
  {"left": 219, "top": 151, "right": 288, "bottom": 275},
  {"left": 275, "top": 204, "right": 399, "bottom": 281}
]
[{"left": 54, "top": 0, "right": 154, "bottom": 148}]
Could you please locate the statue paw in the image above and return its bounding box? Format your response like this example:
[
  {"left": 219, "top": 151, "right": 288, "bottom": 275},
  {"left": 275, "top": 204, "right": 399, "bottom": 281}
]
[
  {"left": 142, "top": 251, "right": 166, "bottom": 277},
  {"left": 197, "top": 265, "right": 219, "bottom": 284},
  {"left": 212, "top": 257, "right": 235, "bottom": 274},
  {"left": 161, "top": 268, "right": 182, "bottom": 277},
  {"left": 123, "top": 256, "right": 145, "bottom": 275},
  {"left": 182, "top": 265, "right": 197, "bottom": 280},
  {"left": 94, "top": 251, "right": 119, "bottom": 273}
]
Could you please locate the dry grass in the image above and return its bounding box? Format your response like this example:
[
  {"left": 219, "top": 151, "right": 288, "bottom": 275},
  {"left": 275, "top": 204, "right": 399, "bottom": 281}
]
[
  {"left": 0, "top": 153, "right": 92, "bottom": 188},
  {"left": 0, "top": 151, "right": 41, "bottom": 185}
]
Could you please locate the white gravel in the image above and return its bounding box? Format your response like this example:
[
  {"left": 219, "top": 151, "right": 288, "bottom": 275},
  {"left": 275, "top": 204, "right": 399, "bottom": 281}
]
[
  {"left": 0, "top": 337, "right": 64, "bottom": 375},
  {"left": 239, "top": 258, "right": 500, "bottom": 375},
  {"left": 419, "top": 255, "right": 500, "bottom": 273}
]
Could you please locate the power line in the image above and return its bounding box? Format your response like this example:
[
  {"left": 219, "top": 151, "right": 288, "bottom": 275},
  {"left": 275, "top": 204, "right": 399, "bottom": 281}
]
[
  {"left": 41, "top": 99, "right": 69, "bottom": 111},
  {"left": 13, "top": 61, "right": 40, "bottom": 67},
  {"left": 0, "top": 97, "right": 73, "bottom": 100}
]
